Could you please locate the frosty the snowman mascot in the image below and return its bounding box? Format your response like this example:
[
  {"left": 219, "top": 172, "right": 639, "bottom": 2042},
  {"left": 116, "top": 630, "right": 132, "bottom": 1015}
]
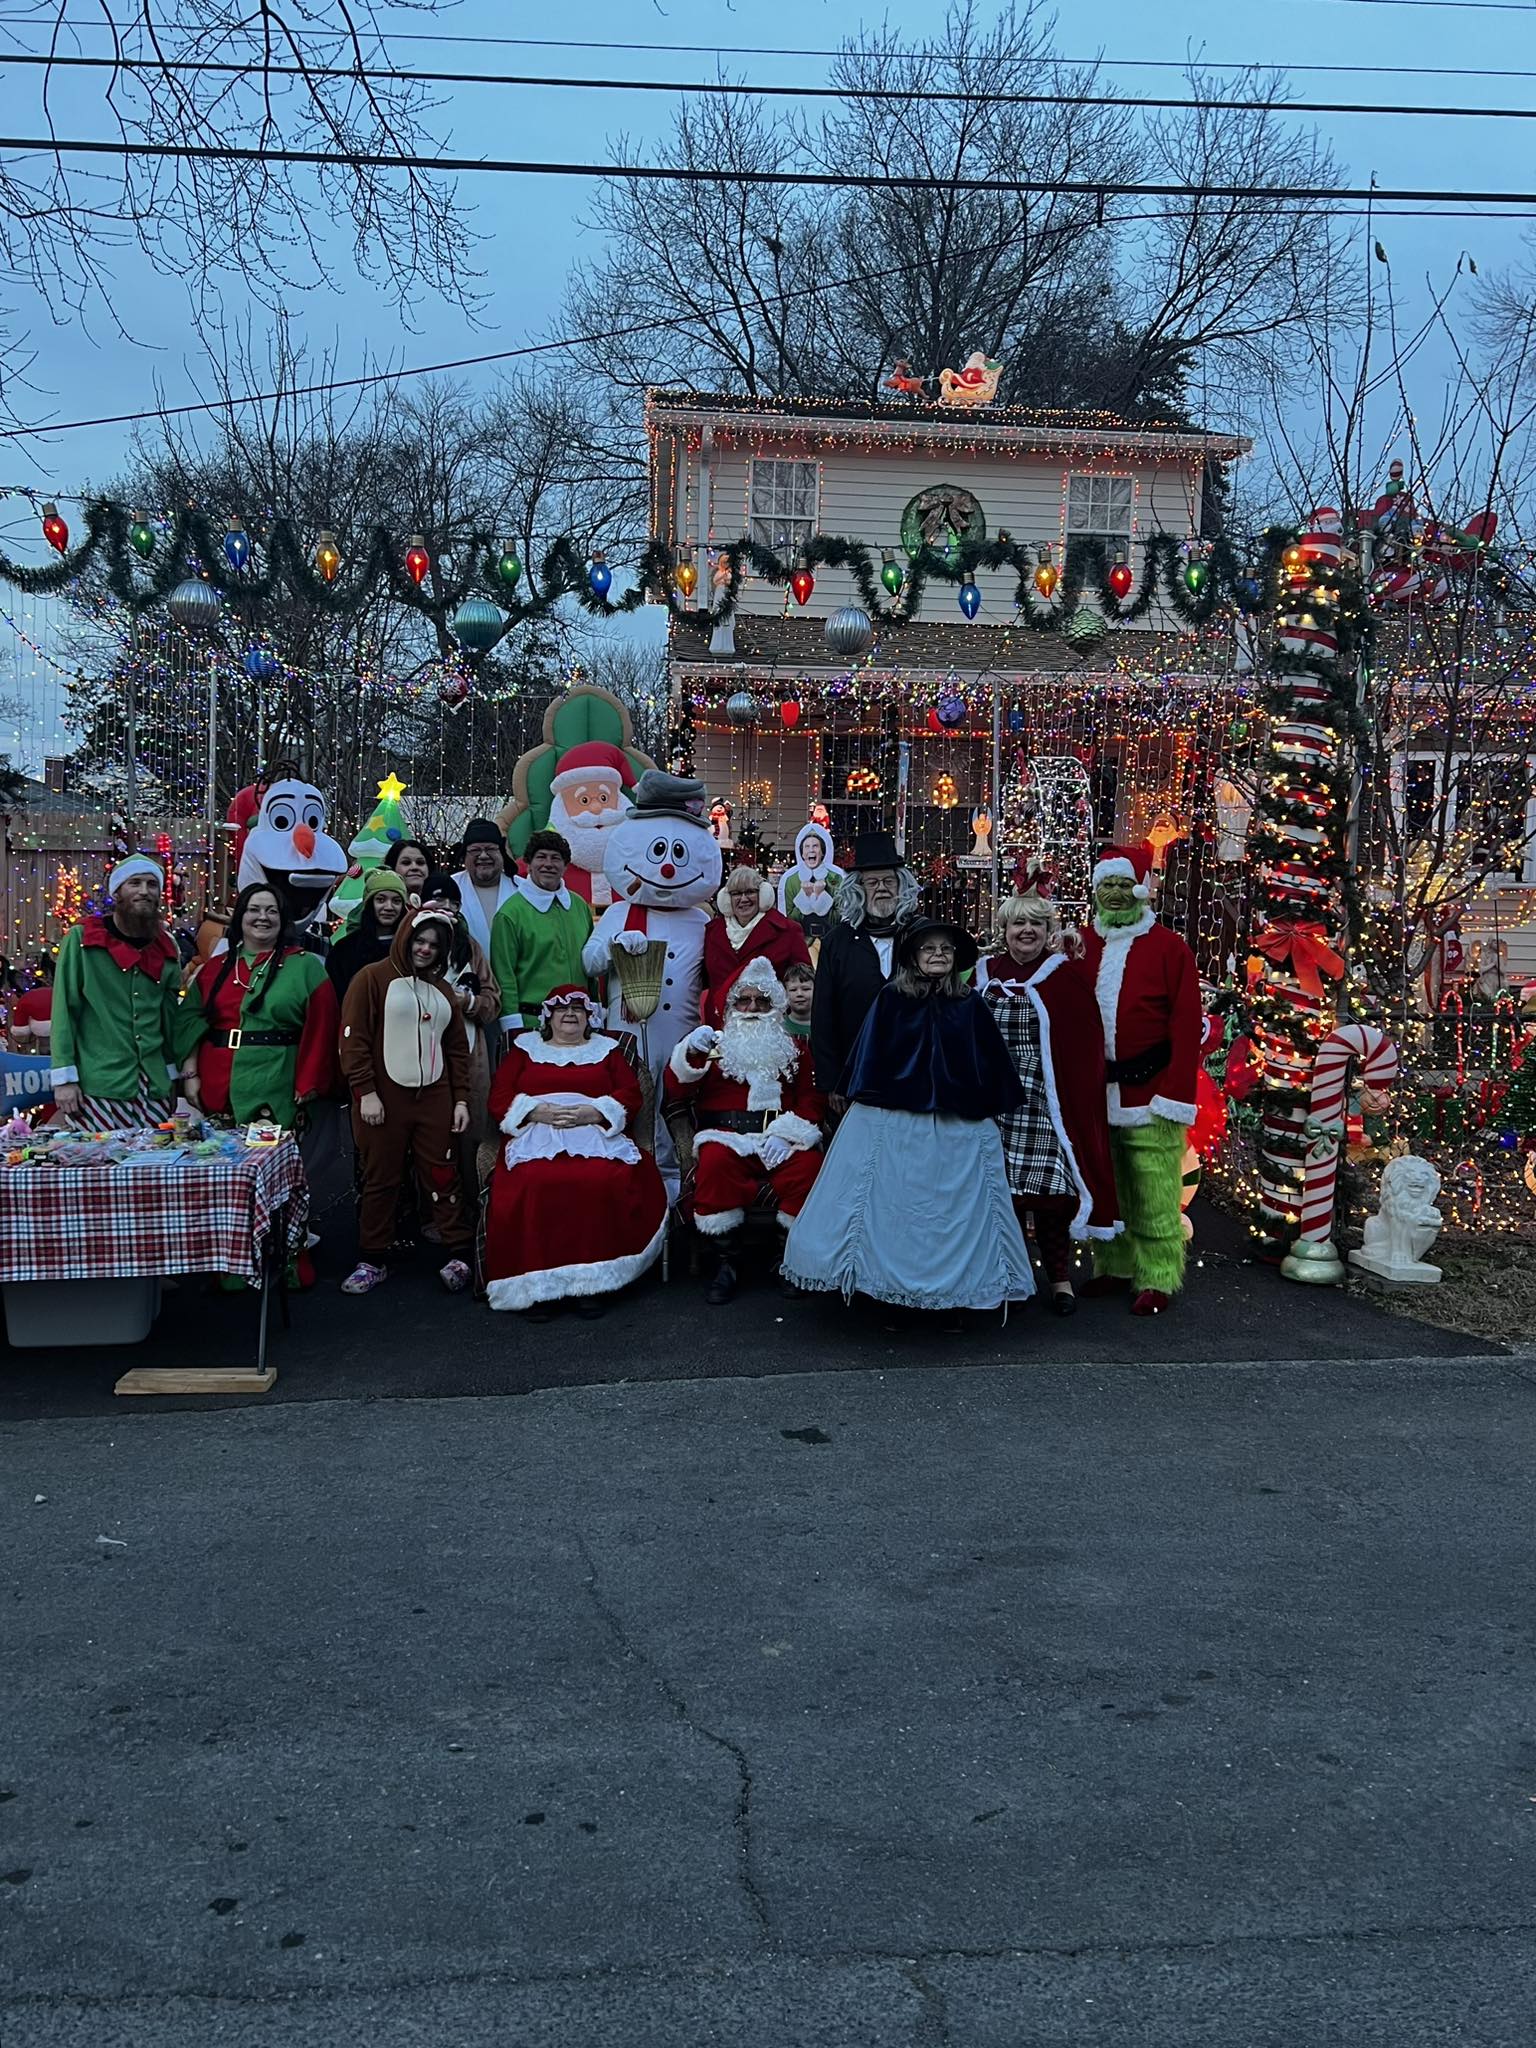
[{"left": 583, "top": 770, "right": 723, "bottom": 1197}]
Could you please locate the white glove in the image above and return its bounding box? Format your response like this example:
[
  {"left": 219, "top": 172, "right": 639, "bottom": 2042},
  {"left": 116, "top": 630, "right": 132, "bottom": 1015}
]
[
  {"left": 612, "top": 929, "right": 652, "bottom": 956},
  {"left": 758, "top": 1135, "right": 792, "bottom": 1170},
  {"left": 684, "top": 1025, "right": 720, "bottom": 1058}
]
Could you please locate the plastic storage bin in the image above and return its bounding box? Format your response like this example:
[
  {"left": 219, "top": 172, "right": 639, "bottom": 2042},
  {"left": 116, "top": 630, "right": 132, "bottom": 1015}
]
[{"left": 3, "top": 1277, "right": 162, "bottom": 1347}]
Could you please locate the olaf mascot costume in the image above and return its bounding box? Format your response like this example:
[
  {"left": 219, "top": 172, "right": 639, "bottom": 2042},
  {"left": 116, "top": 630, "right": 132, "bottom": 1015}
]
[
  {"left": 583, "top": 770, "right": 724, "bottom": 1198},
  {"left": 237, "top": 778, "right": 349, "bottom": 931}
]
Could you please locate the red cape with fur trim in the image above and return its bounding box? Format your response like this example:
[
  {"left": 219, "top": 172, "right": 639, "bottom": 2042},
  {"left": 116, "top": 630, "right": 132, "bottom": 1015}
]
[{"left": 980, "top": 951, "right": 1120, "bottom": 1237}]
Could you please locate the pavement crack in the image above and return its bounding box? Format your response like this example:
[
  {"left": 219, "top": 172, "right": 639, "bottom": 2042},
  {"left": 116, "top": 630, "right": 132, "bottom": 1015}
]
[
  {"left": 899, "top": 1957, "right": 953, "bottom": 2045},
  {"left": 573, "top": 1528, "right": 774, "bottom": 1945}
]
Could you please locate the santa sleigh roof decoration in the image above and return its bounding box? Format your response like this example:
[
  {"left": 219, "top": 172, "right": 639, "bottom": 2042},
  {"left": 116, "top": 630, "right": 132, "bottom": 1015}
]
[{"left": 1357, "top": 461, "right": 1535, "bottom": 611}]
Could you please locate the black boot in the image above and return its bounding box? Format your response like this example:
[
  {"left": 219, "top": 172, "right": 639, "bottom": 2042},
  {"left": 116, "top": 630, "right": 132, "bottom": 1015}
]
[{"left": 705, "top": 1233, "right": 741, "bottom": 1306}]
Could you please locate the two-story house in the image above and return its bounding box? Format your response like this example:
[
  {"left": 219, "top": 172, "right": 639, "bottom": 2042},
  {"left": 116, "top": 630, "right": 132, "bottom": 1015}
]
[{"left": 647, "top": 387, "right": 1254, "bottom": 941}]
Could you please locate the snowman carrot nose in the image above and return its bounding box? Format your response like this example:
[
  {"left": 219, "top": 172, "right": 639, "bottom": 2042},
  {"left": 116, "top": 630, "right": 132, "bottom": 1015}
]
[{"left": 292, "top": 824, "right": 316, "bottom": 859}]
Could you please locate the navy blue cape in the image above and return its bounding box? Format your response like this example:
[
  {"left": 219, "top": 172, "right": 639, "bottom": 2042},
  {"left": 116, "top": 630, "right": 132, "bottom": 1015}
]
[{"left": 841, "top": 984, "right": 1026, "bottom": 1121}]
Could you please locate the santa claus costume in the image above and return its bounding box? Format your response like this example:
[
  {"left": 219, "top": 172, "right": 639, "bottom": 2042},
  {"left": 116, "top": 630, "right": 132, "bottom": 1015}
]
[
  {"left": 1078, "top": 844, "right": 1202, "bottom": 1312},
  {"left": 483, "top": 987, "right": 667, "bottom": 1315},
  {"left": 546, "top": 740, "right": 637, "bottom": 907},
  {"left": 664, "top": 957, "right": 825, "bottom": 1301}
]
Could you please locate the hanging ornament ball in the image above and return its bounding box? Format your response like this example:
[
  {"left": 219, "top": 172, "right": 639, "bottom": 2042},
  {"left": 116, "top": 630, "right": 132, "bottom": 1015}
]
[
  {"left": 243, "top": 646, "right": 280, "bottom": 682},
  {"left": 129, "top": 512, "right": 156, "bottom": 560},
  {"left": 1499, "top": 1129, "right": 1520, "bottom": 1150},
  {"left": 167, "top": 576, "right": 223, "bottom": 631},
  {"left": 824, "top": 604, "right": 873, "bottom": 657},
  {"left": 725, "top": 689, "right": 759, "bottom": 728},
  {"left": 439, "top": 671, "right": 472, "bottom": 709},
  {"left": 405, "top": 535, "right": 431, "bottom": 587},
  {"left": 1008, "top": 708, "right": 1025, "bottom": 734},
  {"left": 1184, "top": 562, "right": 1210, "bottom": 594},
  {"left": 1063, "top": 605, "right": 1109, "bottom": 652},
  {"left": 496, "top": 545, "right": 522, "bottom": 590},
  {"left": 1235, "top": 574, "right": 1265, "bottom": 612},
  {"left": 937, "top": 693, "right": 967, "bottom": 729},
  {"left": 41, "top": 502, "right": 69, "bottom": 555},
  {"left": 780, "top": 698, "right": 802, "bottom": 730},
  {"left": 450, "top": 595, "right": 505, "bottom": 653},
  {"left": 1108, "top": 561, "right": 1134, "bottom": 601},
  {"left": 223, "top": 523, "right": 251, "bottom": 574},
  {"left": 881, "top": 557, "right": 905, "bottom": 596},
  {"left": 588, "top": 552, "right": 613, "bottom": 598},
  {"left": 957, "top": 580, "right": 982, "bottom": 621}
]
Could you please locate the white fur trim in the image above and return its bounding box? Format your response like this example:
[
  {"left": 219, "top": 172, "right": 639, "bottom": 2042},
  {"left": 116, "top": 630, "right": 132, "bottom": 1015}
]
[
  {"left": 775, "top": 1211, "right": 798, "bottom": 1229},
  {"left": 1091, "top": 856, "right": 1136, "bottom": 886},
  {"left": 109, "top": 854, "right": 164, "bottom": 892},
  {"left": 511, "top": 1030, "right": 616, "bottom": 1066},
  {"left": 694, "top": 1129, "right": 767, "bottom": 1158},
  {"left": 1150, "top": 1095, "right": 1198, "bottom": 1126},
  {"left": 1023, "top": 954, "right": 1097, "bottom": 1242},
  {"left": 668, "top": 1037, "right": 712, "bottom": 1083},
  {"left": 590, "top": 1094, "right": 628, "bottom": 1135},
  {"left": 765, "top": 1111, "right": 820, "bottom": 1151},
  {"left": 694, "top": 1204, "right": 745, "bottom": 1235},
  {"left": 1107, "top": 1100, "right": 1155, "bottom": 1127},
  {"left": 499, "top": 1093, "right": 540, "bottom": 1135},
  {"left": 729, "top": 955, "right": 789, "bottom": 1010},
  {"left": 1092, "top": 907, "right": 1155, "bottom": 945},
  {"left": 486, "top": 1213, "right": 667, "bottom": 1310}
]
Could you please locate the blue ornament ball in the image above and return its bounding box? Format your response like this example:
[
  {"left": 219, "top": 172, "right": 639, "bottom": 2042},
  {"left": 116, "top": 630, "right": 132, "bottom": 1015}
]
[
  {"left": 1235, "top": 575, "right": 1265, "bottom": 612},
  {"left": 1499, "top": 1130, "right": 1519, "bottom": 1150},
  {"left": 937, "top": 693, "right": 966, "bottom": 728},
  {"left": 243, "top": 646, "right": 279, "bottom": 682}
]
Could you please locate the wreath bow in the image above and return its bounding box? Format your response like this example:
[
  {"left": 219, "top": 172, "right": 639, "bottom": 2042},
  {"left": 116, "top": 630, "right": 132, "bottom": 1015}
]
[{"left": 1253, "top": 919, "right": 1346, "bottom": 1002}]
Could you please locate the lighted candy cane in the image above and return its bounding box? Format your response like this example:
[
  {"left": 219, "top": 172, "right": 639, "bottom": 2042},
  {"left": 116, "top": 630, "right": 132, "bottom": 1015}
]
[{"left": 1281, "top": 1023, "right": 1399, "bottom": 1285}]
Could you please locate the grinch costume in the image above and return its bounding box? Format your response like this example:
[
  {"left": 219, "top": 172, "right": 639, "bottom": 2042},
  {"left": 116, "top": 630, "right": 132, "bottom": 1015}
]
[
  {"left": 178, "top": 946, "right": 339, "bottom": 1127},
  {"left": 490, "top": 873, "right": 594, "bottom": 1034},
  {"left": 1078, "top": 845, "right": 1202, "bottom": 1313},
  {"left": 51, "top": 861, "right": 183, "bottom": 1124}
]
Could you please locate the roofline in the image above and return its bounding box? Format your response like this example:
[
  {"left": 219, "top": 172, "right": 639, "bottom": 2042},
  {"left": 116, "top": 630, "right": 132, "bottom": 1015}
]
[{"left": 645, "top": 392, "right": 1250, "bottom": 463}]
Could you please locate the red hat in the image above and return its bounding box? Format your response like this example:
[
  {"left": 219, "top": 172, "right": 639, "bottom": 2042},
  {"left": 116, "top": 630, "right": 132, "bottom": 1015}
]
[
  {"left": 1091, "top": 843, "right": 1153, "bottom": 900},
  {"left": 548, "top": 741, "right": 636, "bottom": 796}
]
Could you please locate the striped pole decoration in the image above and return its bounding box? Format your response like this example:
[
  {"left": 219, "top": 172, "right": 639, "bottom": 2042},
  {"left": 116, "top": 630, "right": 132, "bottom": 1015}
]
[{"left": 1281, "top": 1023, "right": 1399, "bottom": 1284}]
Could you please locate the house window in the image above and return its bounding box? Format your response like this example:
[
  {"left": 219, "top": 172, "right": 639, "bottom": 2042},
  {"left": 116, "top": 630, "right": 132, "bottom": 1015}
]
[
  {"left": 1454, "top": 757, "right": 1535, "bottom": 880},
  {"left": 1066, "top": 474, "right": 1133, "bottom": 565},
  {"left": 750, "top": 458, "right": 819, "bottom": 552},
  {"left": 1403, "top": 758, "right": 1437, "bottom": 838}
]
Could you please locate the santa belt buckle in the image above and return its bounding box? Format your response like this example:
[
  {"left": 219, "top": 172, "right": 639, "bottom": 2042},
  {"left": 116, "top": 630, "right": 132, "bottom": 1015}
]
[
  {"left": 227, "top": 1028, "right": 243, "bottom": 1050},
  {"left": 1105, "top": 1038, "right": 1171, "bottom": 1085}
]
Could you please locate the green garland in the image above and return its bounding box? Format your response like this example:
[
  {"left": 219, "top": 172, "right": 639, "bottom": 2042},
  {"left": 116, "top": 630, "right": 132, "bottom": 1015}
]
[{"left": 0, "top": 498, "right": 1291, "bottom": 633}]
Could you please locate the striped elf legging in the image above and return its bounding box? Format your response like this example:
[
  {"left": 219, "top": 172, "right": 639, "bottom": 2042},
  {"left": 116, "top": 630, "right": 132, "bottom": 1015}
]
[{"left": 64, "top": 1083, "right": 173, "bottom": 1132}]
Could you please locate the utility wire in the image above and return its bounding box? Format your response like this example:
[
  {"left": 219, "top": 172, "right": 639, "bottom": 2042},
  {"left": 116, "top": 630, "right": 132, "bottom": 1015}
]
[{"left": 3, "top": 50, "right": 1536, "bottom": 122}]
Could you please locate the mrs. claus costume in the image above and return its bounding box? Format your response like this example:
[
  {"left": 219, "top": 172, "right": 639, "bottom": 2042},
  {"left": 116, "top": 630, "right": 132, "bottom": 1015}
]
[
  {"left": 483, "top": 987, "right": 667, "bottom": 1312},
  {"left": 1078, "top": 842, "right": 1202, "bottom": 1309}
]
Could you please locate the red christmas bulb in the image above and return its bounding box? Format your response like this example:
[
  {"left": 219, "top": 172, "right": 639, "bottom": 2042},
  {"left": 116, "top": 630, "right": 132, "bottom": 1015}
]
[
  {"left": 780, "top": 699, "right": 802, "bottom": 730},
  {"left": 790, "top": 568, "right": 815, "bottom": 607},
  {"left": 404, "top": 535, "right": 431, "bottom": 587},
  {"left": 41, "top": 502, "right": 68, "bottom": 555},
  {"left": 1108, "top": 561, "right": 1134, "bottom": 600}
]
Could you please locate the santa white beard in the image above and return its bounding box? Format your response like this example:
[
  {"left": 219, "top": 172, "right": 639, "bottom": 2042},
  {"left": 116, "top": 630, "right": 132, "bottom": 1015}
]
[
  {"left": 549, "top": 790, "right": 625, "bottom": 876},
  {"left": 718, "top": 1011, "right": 798, "bottom": 1110}
]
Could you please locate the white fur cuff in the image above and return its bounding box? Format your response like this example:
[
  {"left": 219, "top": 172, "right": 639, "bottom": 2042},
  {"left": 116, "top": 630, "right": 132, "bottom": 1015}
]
[
  {"left": 668, "top": 1039, "right": 710, "bottom": 1084},
  {"left": 694, "top": 1206, "right": 745, "bottom": 1235},
  {"left": 1151, "top": 1095, "right": 1198, "bottom": 1126},
  {"left": 590, "top": 1094, "right": 628, "bottom": 1135},
  {"left": 765, "top": 1111, "right": 820, "bottom": 1151},
  {"left": 498, "top": 1093, "right": 539, "bottom": 1135}
]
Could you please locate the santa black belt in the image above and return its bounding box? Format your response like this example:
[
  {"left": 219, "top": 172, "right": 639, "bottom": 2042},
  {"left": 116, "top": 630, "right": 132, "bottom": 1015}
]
[
  {"left": 209, "top": 1028, "right": 302, "bottom": 1050},
  {"left": 1104, "top": 1039, "right": 1171, "bottom": 1085},
  {"left": 699, "top": 1110, "right": 771, "bottom": 1135}
]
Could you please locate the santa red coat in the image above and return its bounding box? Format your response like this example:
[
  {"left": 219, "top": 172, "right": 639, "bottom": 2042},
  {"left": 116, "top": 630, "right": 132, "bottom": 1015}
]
[
  {"left": 700, "top": 909, "right": 812, "bottom": 1027},
  {"left": 483, "top": 1030, "right": 667, "bottom": 1311},
  {"left": 665, "top": 1026, "right": 826, "bottom": 1228},
  {"left": 977, "top": 951, "right": 1121, "bottom": 1238},
  {"left": 1077, "top": 912, "right": 1202, "bottom": 1128}
]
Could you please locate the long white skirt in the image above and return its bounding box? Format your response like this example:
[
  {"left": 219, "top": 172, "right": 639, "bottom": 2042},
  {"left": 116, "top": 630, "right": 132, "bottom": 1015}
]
[{"left": 781, "top": 1103, "right": 1035, "bottom": 1312}]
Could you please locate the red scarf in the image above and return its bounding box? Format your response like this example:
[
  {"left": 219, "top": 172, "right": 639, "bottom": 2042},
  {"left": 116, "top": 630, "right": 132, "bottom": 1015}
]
[{"left": 81, "top": 915, "right": 178, "bottom": 980}]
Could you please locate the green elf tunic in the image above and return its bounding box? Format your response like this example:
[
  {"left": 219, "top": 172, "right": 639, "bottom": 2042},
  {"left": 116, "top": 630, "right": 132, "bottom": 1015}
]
[
  {"left": 178, "top": 946, "right": 340, "bottom": 1128},
  {"left": 490, "top": 877, "right": 594, "bottom": 1033},
  {"left": 51, "top": 917, "right": 182, "bottom": 1108}
]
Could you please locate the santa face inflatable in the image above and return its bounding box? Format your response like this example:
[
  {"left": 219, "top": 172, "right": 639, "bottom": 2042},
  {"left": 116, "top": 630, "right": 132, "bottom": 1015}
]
[
  {"left": 583, "top": 771, "right": 723, "bottom": 1197},
  {"left": 546, "top": 741, "right": 635, "bottom": 904},
  {"left": 237, "top": 778, "right": 347, "bottom": 917}
]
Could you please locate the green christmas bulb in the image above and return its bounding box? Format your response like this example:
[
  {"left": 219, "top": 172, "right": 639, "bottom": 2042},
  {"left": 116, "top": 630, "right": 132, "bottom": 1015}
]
[
  {"left": 1184, "top": 562, "right": 1209, "bottom": 594},
  {"left": 497, "top": 547, "right": 522, "bottom": 590},
  {"left": 881, "top": 557, "right": 904, "bottom": 595},
  {"left": 129, "top": 514, "right": 155, "bottom": 559}
]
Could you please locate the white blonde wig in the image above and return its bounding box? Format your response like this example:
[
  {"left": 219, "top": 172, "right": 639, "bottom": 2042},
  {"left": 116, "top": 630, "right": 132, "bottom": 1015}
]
[
  {"left": 994, "top": 891, "right": 1082, "bottom": 959},
  {"left": 717, "top": 866, "right": 774, "bottom": 917}
]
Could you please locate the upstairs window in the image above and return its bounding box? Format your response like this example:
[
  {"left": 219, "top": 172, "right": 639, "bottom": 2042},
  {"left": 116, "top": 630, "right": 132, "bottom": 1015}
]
[
  {"left": 750, "top": 458, "right": 819, "bottom": 552},
  {"left": 1066, "top": 474, "right": 1134, "bottom": 564}
]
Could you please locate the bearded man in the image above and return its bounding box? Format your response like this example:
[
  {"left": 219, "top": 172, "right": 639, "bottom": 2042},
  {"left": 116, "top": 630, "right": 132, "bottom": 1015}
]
[
  {"left": 451, "top": 818, "right": 516, "bottom": 961},
  {"left": 664, "top": 956, "right": 826, "bottom": 1305},
  {"left": 810, "top": 831, "right": 921, "bottom": 1110},
  {"left": 1078, "top": 843, "right": 1202, "bottom": 1317},
  {"left": 545, "top": 741, "right": 635, "bottom": 906},
  {"left": 51, "top": 855, "right": 185, "bottom": 1128}
]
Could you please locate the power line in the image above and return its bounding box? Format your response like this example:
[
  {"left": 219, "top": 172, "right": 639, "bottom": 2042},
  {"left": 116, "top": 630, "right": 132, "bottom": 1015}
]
[
  {"left": 4, "top": 50, "right": 1536, "bottom": 123},
  {"left": 13, "top": 133, "right": 1536, "bottom": 208}
]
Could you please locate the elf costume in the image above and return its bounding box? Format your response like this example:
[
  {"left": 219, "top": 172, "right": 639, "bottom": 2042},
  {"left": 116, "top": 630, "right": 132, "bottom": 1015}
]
[
  {"left": 51, "top": 856, "right": 183, "bottom": 1124},
  {"left": 490, "top": 873, "right": 594, "bottom": 1034},
  {"left": 178, "top": 946, "right": 339, "bottom": 1127},
  {"left": 1078, "top": 844, "right": 1202, "bottom": 1315}
]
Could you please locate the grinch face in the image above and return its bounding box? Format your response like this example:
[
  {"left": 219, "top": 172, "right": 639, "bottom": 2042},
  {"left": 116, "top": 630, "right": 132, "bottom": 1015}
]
[
  {"left": 602, "top": 810, "right": 722, "bottom": 911},
  {"left": 1094, "top": 873, "right": 1143, "bottom": 927}
]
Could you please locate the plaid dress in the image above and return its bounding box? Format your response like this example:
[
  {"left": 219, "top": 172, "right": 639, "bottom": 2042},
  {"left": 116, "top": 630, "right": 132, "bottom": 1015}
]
[{"left": 985, "top": 987, "right": 1075, "bottom": 1200}]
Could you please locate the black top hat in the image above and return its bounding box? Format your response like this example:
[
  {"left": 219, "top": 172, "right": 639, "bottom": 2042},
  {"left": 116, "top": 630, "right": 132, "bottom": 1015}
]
[
  {"left": 849, "top": 829, "right": 906, "bottom": 872},
  {"left": 896, "top": 916, "right": 979, "bottom": 975}
]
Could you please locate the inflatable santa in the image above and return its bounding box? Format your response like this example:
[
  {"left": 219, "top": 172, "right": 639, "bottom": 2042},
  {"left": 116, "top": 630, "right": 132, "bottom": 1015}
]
[{"left": 546, "top": 740, "right": 636, "bottom": 906}]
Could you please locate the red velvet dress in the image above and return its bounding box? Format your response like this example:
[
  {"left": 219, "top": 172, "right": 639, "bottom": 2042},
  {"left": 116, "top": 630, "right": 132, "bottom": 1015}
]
[{"left": 483, "top": 1031, "right": 667, "bottom": 1310}]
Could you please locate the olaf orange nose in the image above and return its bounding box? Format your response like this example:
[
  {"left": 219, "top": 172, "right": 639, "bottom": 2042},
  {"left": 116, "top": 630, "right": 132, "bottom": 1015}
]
[{"left": 292, "top": 825, "right": 316, "bottom": 859}]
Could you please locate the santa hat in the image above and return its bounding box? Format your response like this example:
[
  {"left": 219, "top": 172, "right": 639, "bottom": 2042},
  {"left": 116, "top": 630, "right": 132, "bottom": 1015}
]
[
  {"left": 549, "top": 742, "right": 636, "bottom": 798},
  {"left": 538, "top": 983, "right": 605, "bottom": 1030},
  {"left": 725, "top": 955, "right": 788, "bottom": 1014},
  {"left": 1091, "top": 843, "right": 1153, "bottom": 900},
  {"left": 108, "top": 854, "right": 164, "bottom": 894}
]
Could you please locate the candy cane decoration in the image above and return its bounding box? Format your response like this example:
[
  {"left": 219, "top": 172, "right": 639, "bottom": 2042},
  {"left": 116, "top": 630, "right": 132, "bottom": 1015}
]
[{"left": 1281, "top": 1023, "right": 1399, "bottom": 1285}]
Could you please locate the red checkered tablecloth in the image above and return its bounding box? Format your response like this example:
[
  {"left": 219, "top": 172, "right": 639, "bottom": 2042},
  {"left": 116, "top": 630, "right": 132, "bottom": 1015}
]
[{"left": 0, "top": 1139, "right": 308, "bottom": 1285}]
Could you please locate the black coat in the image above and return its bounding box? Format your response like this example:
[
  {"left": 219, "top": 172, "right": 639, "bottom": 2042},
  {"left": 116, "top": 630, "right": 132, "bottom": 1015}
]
[{"left": 811, "top": 920, "right": 897, "bottom": 1091}]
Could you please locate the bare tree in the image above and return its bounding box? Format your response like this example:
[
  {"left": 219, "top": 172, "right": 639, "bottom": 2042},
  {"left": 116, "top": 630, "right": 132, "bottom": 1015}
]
[{"left": 0, "top": 0, "right": 478, "bottom": 435}]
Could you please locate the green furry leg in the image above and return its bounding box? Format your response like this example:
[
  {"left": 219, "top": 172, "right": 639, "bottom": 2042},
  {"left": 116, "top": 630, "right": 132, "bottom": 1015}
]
[{"left": 1098, "top": 1120, "right": 1189, "bottom": 1296}]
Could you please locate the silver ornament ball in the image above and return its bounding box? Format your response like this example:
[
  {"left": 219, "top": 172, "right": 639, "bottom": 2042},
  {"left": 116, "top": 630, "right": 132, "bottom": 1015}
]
[
  {"left": 167, "top": 576, "right": 223, "bottom": 631},
  {"left": 824, "top": 604, "right": 873, "bottom": 658},
  {"left": 725, "top": 689, "right": 759, "bottom": 727}
]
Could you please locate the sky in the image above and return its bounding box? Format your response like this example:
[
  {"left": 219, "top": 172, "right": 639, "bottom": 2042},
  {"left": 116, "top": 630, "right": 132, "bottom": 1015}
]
[{"left": 3, "top": 0, "right": 1536, "bottom": 766}]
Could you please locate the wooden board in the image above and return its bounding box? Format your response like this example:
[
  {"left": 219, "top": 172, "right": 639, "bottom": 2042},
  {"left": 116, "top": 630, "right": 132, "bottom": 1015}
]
[{"left": 114, "top": 1367, "right": 277, "bottom": 1396}]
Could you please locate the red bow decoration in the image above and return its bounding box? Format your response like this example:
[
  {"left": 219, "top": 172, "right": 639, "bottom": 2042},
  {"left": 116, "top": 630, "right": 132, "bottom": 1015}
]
[{"left": 1252, "top": 919, "right": 1346, "bottom": 1002}]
